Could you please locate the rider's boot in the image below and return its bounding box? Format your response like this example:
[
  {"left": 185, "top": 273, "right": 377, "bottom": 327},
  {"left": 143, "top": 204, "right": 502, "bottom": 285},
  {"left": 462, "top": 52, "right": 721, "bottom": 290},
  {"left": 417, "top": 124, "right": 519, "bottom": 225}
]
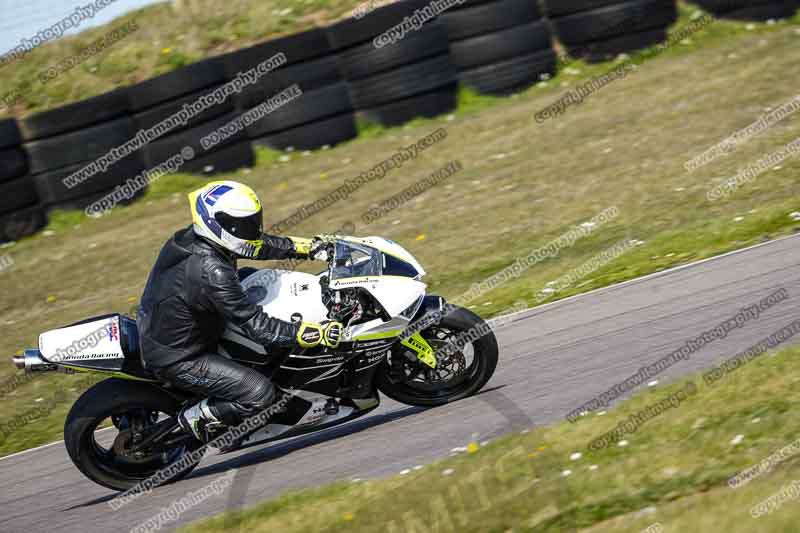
[{"left": 178, "top": 399, "right": 223, "bottom": 443}]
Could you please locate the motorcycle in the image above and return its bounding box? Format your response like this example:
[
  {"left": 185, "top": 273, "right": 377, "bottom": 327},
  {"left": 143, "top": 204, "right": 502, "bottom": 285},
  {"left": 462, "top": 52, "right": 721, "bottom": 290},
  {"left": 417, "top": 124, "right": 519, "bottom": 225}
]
[{"left": 12, "top": 236, "right": 498, "bottom": 491}]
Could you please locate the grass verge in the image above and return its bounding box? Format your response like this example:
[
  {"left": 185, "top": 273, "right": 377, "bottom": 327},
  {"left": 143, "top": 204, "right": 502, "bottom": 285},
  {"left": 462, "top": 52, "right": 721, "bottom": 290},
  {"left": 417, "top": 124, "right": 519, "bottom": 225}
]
[{"left": 179, "top": 345, "right": 800, "bottom": 532}]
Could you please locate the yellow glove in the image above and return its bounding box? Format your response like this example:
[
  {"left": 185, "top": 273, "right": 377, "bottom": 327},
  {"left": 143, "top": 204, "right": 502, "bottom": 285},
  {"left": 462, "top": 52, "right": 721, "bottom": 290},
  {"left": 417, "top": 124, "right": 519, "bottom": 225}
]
[
  {"left": 322, "top": 321, "right": 343, "bottom": 349},
  {"left": 296, "top": 321, "right": 343, "bottom": 349},
  {"left": 288, "top": 236, "right": 332, "bottom": 261},
  {"left": 288, "top": 236, "right": 313, "bottom": 256}
]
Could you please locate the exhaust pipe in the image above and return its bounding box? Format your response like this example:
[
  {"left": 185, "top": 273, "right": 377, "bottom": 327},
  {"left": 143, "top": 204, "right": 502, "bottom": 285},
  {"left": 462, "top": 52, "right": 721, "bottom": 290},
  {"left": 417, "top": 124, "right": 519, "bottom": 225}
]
[{"left": 12, "top": 349, "right": 59, "bottom": 373}]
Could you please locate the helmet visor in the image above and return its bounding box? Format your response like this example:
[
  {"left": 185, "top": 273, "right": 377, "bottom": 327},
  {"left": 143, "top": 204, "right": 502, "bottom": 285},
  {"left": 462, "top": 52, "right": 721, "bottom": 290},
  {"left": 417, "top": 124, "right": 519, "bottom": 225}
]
[{"left": 215, "top": 209, "right": 263, "bottom": 241}]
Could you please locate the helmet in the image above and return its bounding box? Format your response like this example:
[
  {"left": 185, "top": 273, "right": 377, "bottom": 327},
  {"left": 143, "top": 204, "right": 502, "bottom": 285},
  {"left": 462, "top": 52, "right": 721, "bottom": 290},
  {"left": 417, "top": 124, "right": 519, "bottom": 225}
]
[{"left": 188, "top": 181, "right": 264, "bottom": 258}]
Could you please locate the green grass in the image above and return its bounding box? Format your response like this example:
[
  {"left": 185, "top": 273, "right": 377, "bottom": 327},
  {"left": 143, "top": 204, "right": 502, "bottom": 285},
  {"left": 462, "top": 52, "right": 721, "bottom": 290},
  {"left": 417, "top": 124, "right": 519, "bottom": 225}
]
[
  {"left": 1, "top": 3, "right": 800, "bottom": 458},
  {"left": 0, "top": 0, "right": 370, "bottom": 117},
  {"left": 179, "top": 345, "right": 800, "bottom": 532}
]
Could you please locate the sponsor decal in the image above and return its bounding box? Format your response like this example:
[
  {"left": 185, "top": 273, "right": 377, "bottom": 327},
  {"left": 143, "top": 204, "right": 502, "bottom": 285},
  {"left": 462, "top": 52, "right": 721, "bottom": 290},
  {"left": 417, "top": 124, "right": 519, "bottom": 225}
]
[
  {"left": 108, "top": 319, "right": 120, "bottom": 342},
  {"left": 290, "top": 282, "right": 313, "bottom": 296},
  {"left": 356, "top": 340, "right": 392, "bottom": 349},
  {"left": 365, "top": 350, "right": 387, "bottom": 364},
  {"left": 316, "top": 356, "right": 346, "bottom": 364},
  {"left": 332, "top": 278, "right": 380, "bottom": 287},
  {"left": 64, "top": 352, "right": 123, "bottom": 361}
]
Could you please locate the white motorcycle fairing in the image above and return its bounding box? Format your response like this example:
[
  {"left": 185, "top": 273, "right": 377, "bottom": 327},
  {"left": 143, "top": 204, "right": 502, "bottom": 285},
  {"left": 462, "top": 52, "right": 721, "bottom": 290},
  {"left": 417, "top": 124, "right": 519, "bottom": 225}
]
[
  {"left": 240, "top": 269, "right": 329, "bottom": 323},
  {"left": 211, "top": 238, "right": 431, "bottom": 449}
]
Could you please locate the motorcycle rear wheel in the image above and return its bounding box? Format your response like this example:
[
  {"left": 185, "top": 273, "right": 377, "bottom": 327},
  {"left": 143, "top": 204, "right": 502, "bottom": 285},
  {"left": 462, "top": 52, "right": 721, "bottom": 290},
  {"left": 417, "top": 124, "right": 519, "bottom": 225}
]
[
  {"left": 64, "top": 378, "right": 202, "bottom": 491},
  {"left": 377, "top": 305, "right": 499, "bottom": 406}
]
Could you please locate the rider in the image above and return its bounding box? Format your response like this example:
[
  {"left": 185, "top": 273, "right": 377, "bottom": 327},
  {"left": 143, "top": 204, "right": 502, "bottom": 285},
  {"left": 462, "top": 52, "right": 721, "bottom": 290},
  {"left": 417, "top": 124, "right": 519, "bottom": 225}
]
[{"left": 137, "top": 180, "right": 338, "bottom": 442}]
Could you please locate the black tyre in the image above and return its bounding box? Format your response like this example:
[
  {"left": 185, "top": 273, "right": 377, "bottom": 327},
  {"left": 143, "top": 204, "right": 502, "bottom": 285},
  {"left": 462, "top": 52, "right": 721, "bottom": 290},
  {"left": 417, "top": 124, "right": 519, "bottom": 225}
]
[
  {"left": 32, "top": 152, "right": 146, "bottom": 207},
  {"left": 448, "top": 0, "right": 505, "bottom": 8},
  {"left": 133, "top": 84, "right": 235, "bottom": 136},
  {"left": 245, "top": 82, "right": 353, "bottom": 138},
  {"left": 143, "top": 112, "right": 247, "bottom": 168},
  {"left": 65, "top": 378, "right": 201, "bottom": 492},
  {"left": 357, "top": 85, "right": 457, "bottom": 127},
  {"left": 0, "top": 176, "right": 38, "bottom": 213},
  {"left": 440, "top": 0, "right": 542, "bottom": 41},
  {"left": 24, "top": 116, "right": 136, "bottom": 175},
  {"left": 377, "top": 306, "right": 498, "bottom": 406},
  {"left": 0, "top": 146, "right": 28, "bottom": 183},
  {"left": 691, "top": 0, "right": 796, "bottom": 13},
  {"left": 551, "top": 0, "right": 678, "bottom": 45},
  {"left": 567, "top": 27, "right": 668, "bottom": 61},
  {"left": 337, "top": 22, "right": 449, "bottom": 80},
  {"left": 0, "top": 205, "right": 47, "bottom": 243},
  {"left": 348, "top": 54, "right": 456, "bottom": 109},
  {"left": 18, "top": 88, "right": 130, "bottom": 141},
  {"left": 723, "top": 3, "right": 799, "bottom": 19},
  {"left": 178, "top": 140, "right": 255, "bottom": 176},
  {"left": 326, "top": 0, "right": 430, "bottom": 50},
  {"left": 0, "top": 118, "right": 21, "bottom": 149},
  {"left": 460, "top": 48, "right": 556, "bottom": 95},
  {"left": 235, "top": 55, "right": 342, "bottom": 110},
  {"left": 544, "top": 0, "right": 631, "bottom": 17},
  {"left": 128, "top": 56, "right": 226, "bottom": 112},
  {"left": 449, "top": 20, "right": 553, "bottom": 70},
  {"left": 252, "top": 112, "right": 357, "bottom": 151},
  {"left": 222, "top": 27, "right": 331, "bottom": 76},
  {"left": 44, "top": 184, "right": 146, "bottom": 212}
]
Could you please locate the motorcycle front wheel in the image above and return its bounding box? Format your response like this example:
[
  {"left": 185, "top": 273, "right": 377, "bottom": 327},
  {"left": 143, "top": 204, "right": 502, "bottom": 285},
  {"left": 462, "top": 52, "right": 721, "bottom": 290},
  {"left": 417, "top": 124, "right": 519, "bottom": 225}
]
[{"left": 376, "top": 305, "right": 499, "bottom": 407}]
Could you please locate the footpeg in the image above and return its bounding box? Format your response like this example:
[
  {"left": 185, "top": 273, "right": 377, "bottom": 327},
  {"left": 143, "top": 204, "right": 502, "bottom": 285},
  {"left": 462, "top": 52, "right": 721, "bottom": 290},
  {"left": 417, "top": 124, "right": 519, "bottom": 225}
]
[{"left": 324, "top": 399, "right": 339, "bottom": 415}]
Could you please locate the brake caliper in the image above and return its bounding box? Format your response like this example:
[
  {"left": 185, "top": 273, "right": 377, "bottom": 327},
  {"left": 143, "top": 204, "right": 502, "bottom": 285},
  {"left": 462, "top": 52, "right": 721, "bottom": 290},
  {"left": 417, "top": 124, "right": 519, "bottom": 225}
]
[{"left": 400, "top": 332, "right": 436, "bottom": 368}]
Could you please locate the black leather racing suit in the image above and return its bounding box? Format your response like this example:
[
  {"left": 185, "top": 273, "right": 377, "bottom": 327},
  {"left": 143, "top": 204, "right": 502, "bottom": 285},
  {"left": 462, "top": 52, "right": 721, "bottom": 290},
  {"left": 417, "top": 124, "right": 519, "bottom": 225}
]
[{"left": 137, "top": 226, "right": 306, "bottom": 426}]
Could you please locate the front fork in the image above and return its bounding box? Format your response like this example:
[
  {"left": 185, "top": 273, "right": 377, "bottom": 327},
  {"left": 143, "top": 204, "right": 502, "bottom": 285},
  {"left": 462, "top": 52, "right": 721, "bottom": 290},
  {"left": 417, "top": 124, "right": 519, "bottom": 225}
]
[{"left": 400, "top": 332, "right": 437, "bottom": 368}]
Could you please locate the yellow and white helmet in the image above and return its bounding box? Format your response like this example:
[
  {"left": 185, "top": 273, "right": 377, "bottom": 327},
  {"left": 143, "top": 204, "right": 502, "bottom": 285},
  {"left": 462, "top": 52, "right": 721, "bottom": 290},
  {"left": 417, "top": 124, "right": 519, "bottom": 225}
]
[{"left": 188, "top": 181, "right": 264, "bottom": 258}]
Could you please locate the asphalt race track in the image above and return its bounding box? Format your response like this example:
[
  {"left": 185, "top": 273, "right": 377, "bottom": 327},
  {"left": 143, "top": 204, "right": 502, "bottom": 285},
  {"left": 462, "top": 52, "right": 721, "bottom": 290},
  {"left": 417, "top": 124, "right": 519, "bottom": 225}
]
[{"left": 2, "top": 234, "right": 799, "bottom": 532}]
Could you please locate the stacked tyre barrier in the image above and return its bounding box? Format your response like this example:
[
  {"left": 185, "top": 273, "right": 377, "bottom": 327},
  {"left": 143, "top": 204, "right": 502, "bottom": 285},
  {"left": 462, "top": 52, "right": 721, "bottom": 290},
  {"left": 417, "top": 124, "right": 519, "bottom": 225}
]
[
  {"left": 441, "top": 0, "right": 557, "bottom": 95},
  {"left": 20, "top": 88, "right": 148, "bottom": 214},
  {"left": 0, "top": 119, "right": 46, "bottom": 242},
  {"left": 690, "top": 0, "right": 799, "bottom": 20},
  {"left": 326, "top": 0, "right": 458, "bottom": 127},
  {"left": 130, "top": 56, "right": 253, "bottom": 176},
  {"left": 545, "top": 0, "right": 679, "bottom": 63},
  {"left": 3, "top": 54, "right": 265, "bottom": 244},
  {"left": 223, "top": 28, "right": 358, "bottom": 150},
  {"left": 2, "top": 0, "right": 793, "bottom": 242}
]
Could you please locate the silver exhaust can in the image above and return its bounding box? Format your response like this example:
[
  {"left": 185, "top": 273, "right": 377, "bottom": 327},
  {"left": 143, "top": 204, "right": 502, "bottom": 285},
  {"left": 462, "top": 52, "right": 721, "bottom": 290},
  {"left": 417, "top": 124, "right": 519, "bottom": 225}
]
[{"left": 12, "top": 349, "right": 59, "bottom": 373}]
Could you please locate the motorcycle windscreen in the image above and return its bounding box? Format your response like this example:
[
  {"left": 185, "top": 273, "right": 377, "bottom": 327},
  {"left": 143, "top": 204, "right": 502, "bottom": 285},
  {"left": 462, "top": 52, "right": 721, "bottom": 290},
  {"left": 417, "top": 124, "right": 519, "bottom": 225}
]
[{"left": 38, "top": 315, "right": 126, "bottom": 372}]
